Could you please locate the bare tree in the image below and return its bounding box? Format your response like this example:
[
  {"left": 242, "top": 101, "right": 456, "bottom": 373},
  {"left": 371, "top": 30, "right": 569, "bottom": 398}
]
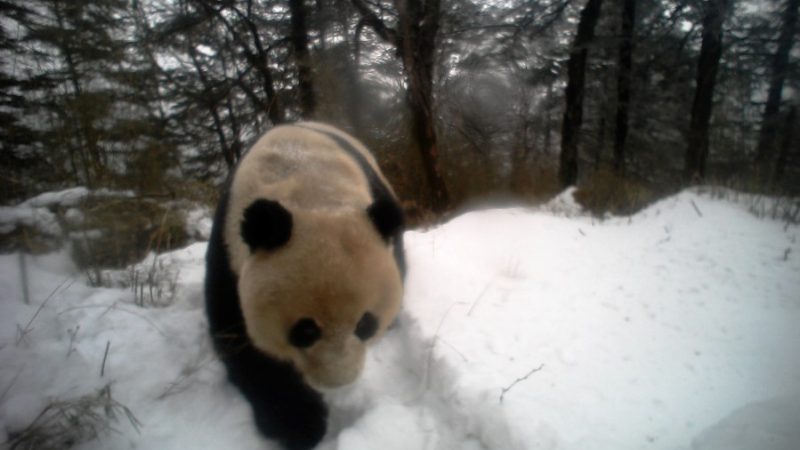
[
  {"left": 754, "top": 0, "right": 799, "bottom": 177},
  {"left": 685, "top": 0, "right": 730, "bottom": 181},
  {"left": 613, "top": 0, "right": 635, "bottom": 174},
  {"left": 775, "top": 105, "right": 796, "bottom": 179},
  {"left": 352, "top": 0, "right": 450, "bottom": 212},
  {"left": 559, "top": 0, "right": 604, "bottom": 187},
  {"left": 289, "top": 0, "right": 317, "bottom": 118}
]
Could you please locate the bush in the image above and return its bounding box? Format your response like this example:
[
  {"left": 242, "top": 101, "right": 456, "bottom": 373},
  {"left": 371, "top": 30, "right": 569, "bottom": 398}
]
[
  {"left": 69, "top": 197, "right": 188, "bottom": 272},
  {"left": 573, "top": 168, "right": 664, "bottom": 216}
]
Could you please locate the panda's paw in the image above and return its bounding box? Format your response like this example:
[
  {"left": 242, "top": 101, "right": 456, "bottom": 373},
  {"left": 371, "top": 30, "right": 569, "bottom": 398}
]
[
  {"left": 255, "top": 408, "right": 326, "bottom": 450},
  {"left": 250, "top": 388, "right": 327, "bottom": 450}
]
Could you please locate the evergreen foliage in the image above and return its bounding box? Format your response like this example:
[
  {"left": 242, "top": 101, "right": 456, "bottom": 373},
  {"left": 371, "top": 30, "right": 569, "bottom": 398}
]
[{"left": 1, "top": 0, "right": 797, "bottom": 215}]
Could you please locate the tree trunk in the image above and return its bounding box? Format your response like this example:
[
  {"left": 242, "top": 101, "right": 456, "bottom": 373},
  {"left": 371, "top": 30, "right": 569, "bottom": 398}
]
[
  {"left": 775, "top": 105, "right": 796, "bottom": 179},
  {"left": 755, "top": 0, "right": 799, "bottom": 174},
  {"left": 395, "top": 0, "right": 449, "bottom": 212},
  {"left": 685, "top": 0, "right": 729, "bottom": 181},
  {"left": 559, "top": 0, "right": 604, "bottom": 188},
  {"left": 351, "top": 0, "right": 450, "bottom": 212},
  {"left": 289, "top": 0, "right": 316, "bottom": 118},
  {"left": 613, "top": 0, "right": 635, "bottom": 174}
]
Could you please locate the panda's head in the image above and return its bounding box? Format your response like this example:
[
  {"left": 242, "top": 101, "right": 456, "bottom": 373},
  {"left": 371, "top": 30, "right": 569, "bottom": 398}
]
[{"left": 236, "top": 197, "right": 403, "bottom": 388}]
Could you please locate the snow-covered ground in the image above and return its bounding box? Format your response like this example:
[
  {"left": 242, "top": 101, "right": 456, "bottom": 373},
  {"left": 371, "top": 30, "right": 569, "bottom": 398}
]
[{"left": 0, "top": 188, "right": 798, "bottom": 449}]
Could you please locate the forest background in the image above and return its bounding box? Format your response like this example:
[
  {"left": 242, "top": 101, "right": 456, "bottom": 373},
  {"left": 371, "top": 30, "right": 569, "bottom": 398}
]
[
  {"left": 1, "top": 0, "right": 798, "bottom": 245},
  {"left": 2, "top": 2, "right": 800, "bottom": 448}
]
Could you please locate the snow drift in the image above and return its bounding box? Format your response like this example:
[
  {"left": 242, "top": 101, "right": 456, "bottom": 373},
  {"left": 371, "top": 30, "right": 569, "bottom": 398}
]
[{"left": 0, "top": 188, "right": 798, "bottom": 449}]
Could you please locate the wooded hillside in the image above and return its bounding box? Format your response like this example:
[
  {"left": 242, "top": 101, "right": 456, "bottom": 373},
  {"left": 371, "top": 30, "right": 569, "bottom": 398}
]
[{"left": 2, "top": 0, "right": 798, "bottom": 217}]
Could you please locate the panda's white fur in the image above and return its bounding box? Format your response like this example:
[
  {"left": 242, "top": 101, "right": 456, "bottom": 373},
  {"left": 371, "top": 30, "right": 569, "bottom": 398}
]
[
  {"left": 224, "top": 122, "right": 394, "bottom": 276},
  {"left": 220, "top": 122, "right": 403, "bottom": 390}
]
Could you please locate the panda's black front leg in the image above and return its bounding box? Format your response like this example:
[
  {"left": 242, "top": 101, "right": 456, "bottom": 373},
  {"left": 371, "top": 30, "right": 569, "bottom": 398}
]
[{"left": 224, "top": 346, "right": 327, "bottom": 450}]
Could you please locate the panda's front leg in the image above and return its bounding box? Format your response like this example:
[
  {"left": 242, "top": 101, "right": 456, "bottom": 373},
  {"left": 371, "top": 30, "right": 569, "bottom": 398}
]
[{"left": 224, "top": 346, "right": 328, "bottom": 450}]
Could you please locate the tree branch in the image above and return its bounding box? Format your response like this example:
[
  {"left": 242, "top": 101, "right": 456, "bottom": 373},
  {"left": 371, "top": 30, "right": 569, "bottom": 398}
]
[
  {"left": 499, "top": 363, "right": 544, "bottom": 404},
  {"left": 351, "top": 0, "right": 399, "bottom": 46}
]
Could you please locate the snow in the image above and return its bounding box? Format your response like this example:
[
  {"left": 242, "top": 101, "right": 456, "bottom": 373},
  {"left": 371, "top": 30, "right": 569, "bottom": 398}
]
[
  {"left": 0, "top": 187, "right": 138, "bottom": 237},
  {"left": 0, "top": 206, "right": 60, "bottom": 236},
  {"left": 185, "top": 207, "right": 213, "bottom": 241},
  {"left": 20, "top": 187, "right": 91, "bottom": 208},
  {"left": 0, "top": 189, "right": 798, "bottom": 449},
  {"left": 19, "top": 187, "right": 135, "bottom": 209}
]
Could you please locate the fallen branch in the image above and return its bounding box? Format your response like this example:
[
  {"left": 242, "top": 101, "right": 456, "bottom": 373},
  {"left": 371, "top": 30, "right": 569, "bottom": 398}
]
[
  {"left": 66, "top": 325, "right": 80, "bottom": 358},
  {"left": 0, "top": 369, "right": 22, "bottom": 404},
  {"left": 468, "top": 281, "right": 493, "bottom": 316},
  {"left": 100, "top": 341, "right": 110, "bottom": 377},
  {"left": 499, "top": 363, "right": 544, "bottom": 404},
  {"left": 18, "top": 253, "right": 30, "bottom": 305},
  {"left": 157, "top": 348, "right": 216, "bottom": 400},
  {"left": 690, "top": 200, "right": 703, "bottom": 217}
]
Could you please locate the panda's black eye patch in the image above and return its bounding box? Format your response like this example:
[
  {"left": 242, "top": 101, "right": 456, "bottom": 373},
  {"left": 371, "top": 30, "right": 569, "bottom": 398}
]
[
  {"left": 241, "top": 199, "right": 292, "bottom": 253},
  {"left": 289, "top": 318, "right": 321, "bottom": 348},
  {"left": 354, "top": 312, "right": 379, "bottom": 341}
]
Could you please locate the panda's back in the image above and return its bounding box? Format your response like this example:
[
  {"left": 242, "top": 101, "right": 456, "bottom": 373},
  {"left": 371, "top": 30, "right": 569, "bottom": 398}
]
[
  {"left": 233, "top": 123, "right": 385, "bottom": 213},
  {"left": 223, "top": 122, "right": 398, "bottom": 275}
]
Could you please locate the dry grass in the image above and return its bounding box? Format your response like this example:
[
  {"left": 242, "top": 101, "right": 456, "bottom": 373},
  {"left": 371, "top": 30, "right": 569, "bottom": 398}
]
[
  {"left": 510, "top": 164, "right": 562, "bottom": 203},
  {"left": 573, "top": 168, "right": 663, "bottom": 217},
  {"left": 70, "top": 197, "right": 188, "bottom": 279},
  {"left": 125, "top": 256, "right": 179, "bottom": 308},
  {"left": 5, "top": 384, "right": 140, "bottom": 450},
  {"left": 700, "top": 185, "right": 800, "bottom": 224}
]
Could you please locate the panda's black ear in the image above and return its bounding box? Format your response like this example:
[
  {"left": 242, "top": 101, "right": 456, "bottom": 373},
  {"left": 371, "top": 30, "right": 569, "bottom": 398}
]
[
  {"left": 367, "top": 197, "right": 404, "bottom": 242},
  {"left": 241, "top": 199, "right": 293, "bottom": 252}
]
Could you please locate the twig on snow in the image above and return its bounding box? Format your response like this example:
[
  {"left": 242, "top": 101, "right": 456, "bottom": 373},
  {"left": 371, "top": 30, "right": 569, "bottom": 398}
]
[
  {"left": 19, "top": 253, "right": 30, "bottom": 305},
  {"left": 16, "top": 277, "right": 75, "bottom": 345},
  {"left": 499, "top": 363, "right": 544, "bottom": 404},
  {"left": 0, "top": 368, "right": 23, "bottom": 404},
  {"left": 690, "top": 200, "right": 703, "bottom": 217},
  {"left": 424, "top": 301, "right": 464, "bottom": 390},
  {"left": 437, "top": 338, "right": 468, "bottom": 363},
  {"left": 157, "top": 348, "right": 216, "bottom": 400},
  {"left": 66, "top": 325, "right": 80, "bottom": 358},
  {"left": 468, "top": 281, "right": 493, "bottom": 316},
  {"left": 57, "top": 303, "right": 170, "bottom": 339},
  {"left": 100, "top": 341, "right": 110, "bottom": 377}
]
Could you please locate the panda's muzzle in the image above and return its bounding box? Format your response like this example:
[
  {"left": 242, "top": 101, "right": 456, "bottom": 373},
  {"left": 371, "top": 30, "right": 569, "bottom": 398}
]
[{"left": 302, "top": 334, "right": 366, "bottom": 388}]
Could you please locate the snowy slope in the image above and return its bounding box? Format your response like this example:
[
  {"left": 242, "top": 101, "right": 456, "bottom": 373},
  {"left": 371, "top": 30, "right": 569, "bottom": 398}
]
[{"left": 0, "top": 189, "right": 798, "bottom": 450}]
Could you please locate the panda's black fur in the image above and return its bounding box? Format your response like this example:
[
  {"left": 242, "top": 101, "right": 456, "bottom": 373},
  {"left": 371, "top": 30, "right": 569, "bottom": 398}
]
[{"left": 204, "top": 123, "right": 405, "bottom": 450}]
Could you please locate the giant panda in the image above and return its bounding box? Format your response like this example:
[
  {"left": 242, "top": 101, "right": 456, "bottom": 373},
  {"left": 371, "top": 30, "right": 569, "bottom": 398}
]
[{"left": 204, "top": 122, "right": 405, "bottom": 450}]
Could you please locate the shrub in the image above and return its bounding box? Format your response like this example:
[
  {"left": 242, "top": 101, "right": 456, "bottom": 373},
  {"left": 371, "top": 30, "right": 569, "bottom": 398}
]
[
  {"left": 69, "top": 197, "right": 188, "bottom": 273},
  {"left": 573, "top": 168, "right": 664, "bottom": 216}
]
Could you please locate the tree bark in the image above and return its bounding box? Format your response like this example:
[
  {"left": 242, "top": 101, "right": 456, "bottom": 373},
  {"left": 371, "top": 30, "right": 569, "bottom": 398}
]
[
  {"left": 396, "top": 0, "right": 449, "bottom": 212},
  {"left": 754, "top": 0, "right": 799, "bottom": 174},
  {"left": 775, "top": 105, "right": 796, "bottom": 179},
  {"left": 559, "top": 0, "right": 604, "bottom": 188},
  {"left": 613, "top": 0, "right": 635, "bottom": 174},
  {"left": 685, "top": 0, "right": 729, "bottom": 181},
  {"left": 352, "top": 0, "right": 450, "bottom": 212},
  {"left": 289, "top": 0, "right": 316, "bottom": 118}
]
